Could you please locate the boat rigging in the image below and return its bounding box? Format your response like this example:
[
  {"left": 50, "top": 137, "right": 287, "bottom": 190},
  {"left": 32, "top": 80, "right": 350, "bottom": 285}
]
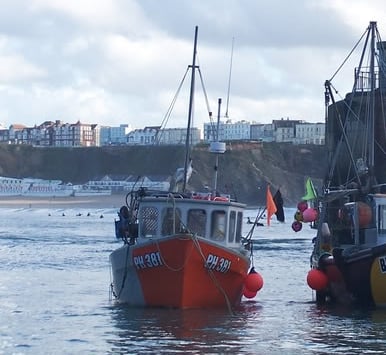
[{"left": 297, "top": 21, "right": 386, "bottom": 307}]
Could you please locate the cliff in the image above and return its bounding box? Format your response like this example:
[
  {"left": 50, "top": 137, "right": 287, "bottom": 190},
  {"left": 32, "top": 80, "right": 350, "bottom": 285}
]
[{"left": 0, "top": 142, "right": 327, "bottom": 206}]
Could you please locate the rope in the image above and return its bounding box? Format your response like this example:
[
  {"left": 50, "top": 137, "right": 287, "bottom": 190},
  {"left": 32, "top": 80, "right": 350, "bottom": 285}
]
[
  {"left": 191, "top": 235, "right": 235, "bottom": 315},
  {"left": 244, "top": 207, "right": 266, "bottom": 242},
  {"left": 154, "top": 234, "right": 195, "bottom": 272},
  {"left": 329, "top": 26, "right": 368, "bottom": 82},
  {"left": 155, "top": 67, "right": 190, "bottom": 144},
  {"left": 154, "top": 192, "right": 235, "bottom": 314},
  {"left": 109, "top": 264, "right": 114, "bottom": 301},
  {"left": 111, "top": 243, "right": 131, "bottom": 300},
  {"left": 111, "top": 192, "right": 241, "bottom": 313}
]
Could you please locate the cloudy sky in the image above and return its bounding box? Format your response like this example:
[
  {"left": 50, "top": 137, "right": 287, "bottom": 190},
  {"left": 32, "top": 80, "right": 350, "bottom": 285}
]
[{"left": 0, "top": 0, "right": 385, "bottom": 130}]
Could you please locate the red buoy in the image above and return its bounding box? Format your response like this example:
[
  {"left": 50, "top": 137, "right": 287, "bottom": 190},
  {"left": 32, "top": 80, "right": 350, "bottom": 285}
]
[
  {"left": 292, "top": 220, "right": 302, "bottom": 232},
  {"left": 297, "top": 200, "right": 308, "bottom": 212},
  {"left": 243, "top": 286, "right": 257, "bottom": 299},
  {"left": 244, "top": 268, "right": 264, "bottom": 293},
  {"left": 307, "top": 269, "right": 328, "bottom": 291}
]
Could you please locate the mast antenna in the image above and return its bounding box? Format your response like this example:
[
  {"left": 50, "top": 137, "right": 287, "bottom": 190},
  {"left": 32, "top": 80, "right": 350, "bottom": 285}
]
[
  {"left": 182, "top": 26, "right": 198, "bottom": 192},
  {"left": 225, "top": 37, "right": 234, "bottom": 118}
]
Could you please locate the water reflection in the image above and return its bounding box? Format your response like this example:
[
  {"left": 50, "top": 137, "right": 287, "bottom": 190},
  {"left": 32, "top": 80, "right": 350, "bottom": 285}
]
[
  {"left": 106, "top": 301, "right": 386, "bottom": 354},
  {"left": 304, "top": 304, "right": 386, "bottom": 354},
  {"left": 107, "top": 302, "right": 263, "bottom": 354}
]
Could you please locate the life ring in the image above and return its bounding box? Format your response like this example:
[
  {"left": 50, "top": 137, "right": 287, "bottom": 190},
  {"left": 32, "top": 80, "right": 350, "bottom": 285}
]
[
  {"left": 192, "top": 194, "right": 209, "bottom": 200},
  {"left": 192, "top": 194, "right": 229, "bottom": 202},
  {"left": 212, "top": 196, "right": 229, "bottom": 202}
]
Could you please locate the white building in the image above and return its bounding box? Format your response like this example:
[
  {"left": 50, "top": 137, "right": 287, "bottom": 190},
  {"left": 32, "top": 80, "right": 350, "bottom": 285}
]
[
  {"left": 203, "top": 120, "right": 250, "bottom": 141},
  {"left": 250, "top": 123, "right": 275, "bottom": 142},
  {"left": 156, "top": 127, "right": 201, "bottom": 145},
  {"left": 273, "top": 119, "right": 303, "bottom": 143},
  {"left": 127, "top": 126, "right": 160, "bottom": 145},
  {"left": 52, "top": 121, "right": 99, "bottom": 147},
  {"left": 86, "top": 174, "right": 170, "bottom": 192},
  {"left": 295, "top": 122, "right": 325, "bottom": 145},
  {"left": 100, "top": 124, "right": 132, "bottom": 146}
]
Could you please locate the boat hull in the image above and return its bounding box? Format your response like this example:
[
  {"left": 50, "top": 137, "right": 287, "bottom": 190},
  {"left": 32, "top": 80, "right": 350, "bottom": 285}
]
[
  {"left": 317, "top": 246, "right": 386, "bottom": 307},
  {"left": 110, "top": 234, "right": 250, "bottom": 309}
]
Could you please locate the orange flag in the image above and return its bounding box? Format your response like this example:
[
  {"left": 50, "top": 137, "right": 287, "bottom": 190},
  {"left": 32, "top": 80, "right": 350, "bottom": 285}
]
[{"left": 266, "top": 185, "right": 277, "bottom": 226}]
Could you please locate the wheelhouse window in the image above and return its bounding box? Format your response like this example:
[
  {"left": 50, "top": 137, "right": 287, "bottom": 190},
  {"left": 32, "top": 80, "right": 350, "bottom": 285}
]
[
  {"left": 378, "top": 205, "right": 386, "bottom": 234},
  {"left": 187, "top": 209, "right": 206, "bottom": 237},
  {"left": 235, "top": 211, "right": 243, "bottom": 243},
  {"left": 228, "top": 211, "right": 236, "bottom": 242},
  {"left": 211, "top": 210, "right": 226, "bottom": 241},
  {"left": 140, "top": 206, "right": 159, "bottom": 237},
  {"left": 161, "top": 207, "right": 182, "bottom": 236}
]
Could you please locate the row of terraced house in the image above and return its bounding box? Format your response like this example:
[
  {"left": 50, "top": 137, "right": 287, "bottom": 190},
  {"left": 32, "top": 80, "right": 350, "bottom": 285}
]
[{"left": 0, "top": 118, "right": 325, "bottom": 147}]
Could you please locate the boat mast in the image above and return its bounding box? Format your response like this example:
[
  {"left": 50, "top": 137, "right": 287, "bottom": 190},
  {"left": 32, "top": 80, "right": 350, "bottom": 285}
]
[
  {"left": 213, "top": 98, "right": 222, "bottom": 192},
  {"left": 369, "top": 21, "right": 376, "bottom": 169},
  {"left": 182, "top": 26, "right": 198, "bottom": 192}
]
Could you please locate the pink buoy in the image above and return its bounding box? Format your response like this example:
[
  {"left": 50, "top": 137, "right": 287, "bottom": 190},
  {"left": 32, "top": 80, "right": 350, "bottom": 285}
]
[
  {"left": 244, "top": 267, "right": 264, "bottom": 293},
  {"left": 297, "top": 200, "right": 308, "bottom": 212},
  {"left": 302, "top": 208, "right": 318, "bottom": 223},
  {"left": 292, "top": 220, "right": 302, "bottom": 232},
  {"left": 306, "top": 269, "right": 328, "bottom": 291}
]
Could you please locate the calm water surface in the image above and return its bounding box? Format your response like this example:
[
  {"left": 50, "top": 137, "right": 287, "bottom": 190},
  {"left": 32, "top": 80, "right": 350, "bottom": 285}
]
[{"left": 0, "top": 207, "right": 385, "bottom": 354}]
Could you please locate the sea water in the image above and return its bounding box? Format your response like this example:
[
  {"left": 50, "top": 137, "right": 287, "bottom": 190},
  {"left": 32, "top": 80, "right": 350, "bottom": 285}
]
[{"left": 0, "top": 207, "right": 386, "bottom": 354}]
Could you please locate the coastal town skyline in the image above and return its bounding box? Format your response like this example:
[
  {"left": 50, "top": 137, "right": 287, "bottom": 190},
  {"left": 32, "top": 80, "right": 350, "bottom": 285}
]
[{"left": 0, "top": 117, "right": 325, "bottom": 147}]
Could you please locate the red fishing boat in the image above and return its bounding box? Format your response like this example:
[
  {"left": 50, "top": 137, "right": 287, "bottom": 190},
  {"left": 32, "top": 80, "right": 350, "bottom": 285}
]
[{"left": 109, "top": 27, "right": 262, "bottom": 310}]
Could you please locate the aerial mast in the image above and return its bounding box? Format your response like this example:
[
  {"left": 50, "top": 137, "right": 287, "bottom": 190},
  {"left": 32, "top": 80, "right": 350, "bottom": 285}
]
[
  {"left": 210, "top": 98, "right": 226, "bottom": 195},
  {"left": 182, "top": 26, "right": 198, "bottom": 192},
  {"left": 369, "top": 21, "right": 376, "bottom": 169},
  {"left": 225, "top": 37, "right": 234, "bottom": 119}
]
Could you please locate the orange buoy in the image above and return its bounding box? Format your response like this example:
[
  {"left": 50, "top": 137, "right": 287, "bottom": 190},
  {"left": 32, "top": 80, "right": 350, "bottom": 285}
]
[
  {"left": 307, "top": 269, "right": 328, "bottom": 291},
  {"left": 357, "top": 202, "right": 372, "bottom": 227},
  {"left": 244, "top": 267, "right": 264, "bottom": 293}
]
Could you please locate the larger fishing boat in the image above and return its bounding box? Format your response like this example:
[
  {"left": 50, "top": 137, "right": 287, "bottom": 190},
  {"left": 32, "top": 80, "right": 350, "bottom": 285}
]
[
  {"left": 305, "top": 21, "right": 386, "bottom": 307},
  {"left": 109, "top": 27, "right": 263, "bottom": 310}
]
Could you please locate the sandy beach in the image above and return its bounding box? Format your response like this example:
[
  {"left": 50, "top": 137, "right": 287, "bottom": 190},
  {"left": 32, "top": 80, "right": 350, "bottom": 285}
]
[{"left": 0, "top": 194, "right": 128, "bottom": 209}]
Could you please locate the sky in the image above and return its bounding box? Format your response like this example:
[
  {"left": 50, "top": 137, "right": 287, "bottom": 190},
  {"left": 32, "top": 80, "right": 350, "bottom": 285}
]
[{"left": 0, "top": 0, "right": 385, "bottom": 130}]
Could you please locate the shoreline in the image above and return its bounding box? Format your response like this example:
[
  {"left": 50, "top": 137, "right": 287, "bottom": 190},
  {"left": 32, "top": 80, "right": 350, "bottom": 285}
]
[
  {"left": 0, "top": 194, "right": 280, "bottom": 210},
  {"left": 0, "top": 194, "right": 127, "bottom": 209}
]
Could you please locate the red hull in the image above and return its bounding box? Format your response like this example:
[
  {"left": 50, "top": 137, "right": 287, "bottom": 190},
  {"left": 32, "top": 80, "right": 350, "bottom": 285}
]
[{"left": 110, "top": 234, "right": 250, "bottom": 309}]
